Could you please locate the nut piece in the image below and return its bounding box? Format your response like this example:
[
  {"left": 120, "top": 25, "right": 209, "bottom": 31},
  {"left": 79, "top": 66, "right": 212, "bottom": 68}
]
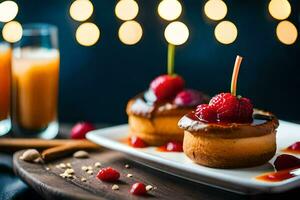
[
  {"left": 73, "top": 150, "right": 89, "bottom": 158},
  {"left": 125, "top": 164, "right": 130, "bottom": 169},
  {"left": 94, "top": 162, "right": 101, "bottom": 167},
  {"left": 81, "top": 177, "right": 87, "bottom": 182},
  {"left": 19, "top": 149, "right": 41, "bottom": 162},
  {"left": 87, "top": 170, "right": 93, "bottom": 175},
  {"left": 127, "top": 174, "right": 133, "bottom": 178},
  {"left": 112, "top": 184, "right": 119, "bottom": 190},
  {"left": 81, "top": 166, "right": 88, "bottom": 171},
  {"left": 65, "top": 168, "right": 74, "bottom": 174},
  {"left": 146, "top": 185, "right": 153, "bottom": 191},
  {"left": 59, "top": 163, "right": 66, "bottom": 169}
]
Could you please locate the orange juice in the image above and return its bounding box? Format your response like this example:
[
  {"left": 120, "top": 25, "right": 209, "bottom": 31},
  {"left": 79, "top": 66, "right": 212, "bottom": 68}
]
[
  {"left": 12, "top": 48, "right": 59, "bottom": 130},
  {"left": 0, "top": 44, "right": 11, "bottom": 121}
]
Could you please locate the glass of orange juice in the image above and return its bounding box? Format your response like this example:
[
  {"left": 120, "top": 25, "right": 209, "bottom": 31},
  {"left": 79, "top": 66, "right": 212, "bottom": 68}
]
[
  {"left": 0, "top": 42, "right": 12, "bottom": 136},
  {"left": 12, "top": 24, "right": 59, "bottom": 139}
]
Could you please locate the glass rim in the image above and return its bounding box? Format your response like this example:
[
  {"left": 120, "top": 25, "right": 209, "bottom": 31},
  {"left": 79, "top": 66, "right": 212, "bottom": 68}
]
[{"left": 22, "top": 23, "right": 58, "bottom": 36}]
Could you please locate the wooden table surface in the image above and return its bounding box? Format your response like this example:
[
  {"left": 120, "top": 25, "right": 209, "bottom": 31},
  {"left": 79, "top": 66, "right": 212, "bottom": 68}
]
[{"left": 8, "top": 124, "right": 300, "bottom": 199}]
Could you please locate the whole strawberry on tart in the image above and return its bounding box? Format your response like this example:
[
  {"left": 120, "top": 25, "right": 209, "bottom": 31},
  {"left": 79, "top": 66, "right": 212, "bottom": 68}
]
[
  {"left": 178, "top": 56, "right": 279, "bottom": 168},
  {"left": 126, "top": 74, "right": 208, "bottom": 146}
]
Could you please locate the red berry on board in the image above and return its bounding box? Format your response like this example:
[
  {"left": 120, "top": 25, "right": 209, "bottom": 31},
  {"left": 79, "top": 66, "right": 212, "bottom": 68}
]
[
  {"left": 174, "top": 89, "right": 206, "bottom": 107},
  {"left": 195, "top": 104, "right": 217, "bottom": 123},
  {"left": 70, "top": 122, "right": 95, "bottom": 139},
  {"left": 150, "top": 74, "right": 185, "bottom": 101},
  {"left": 97, "top": 167, "right": 120, "bottom": 182},
  {"left": 130, "top": 183, "right": 147, "bottom": 196},
  {"left": 274, "top": 154, "right": 300, "bottom": 171},
  {"left": 129, "top": 136, "right": 147, "bottom": 148}
]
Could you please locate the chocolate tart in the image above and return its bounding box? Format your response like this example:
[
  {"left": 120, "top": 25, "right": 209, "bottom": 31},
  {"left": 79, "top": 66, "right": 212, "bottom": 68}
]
[
  {"left": 178, "top": 109, "right": 279, "bottom": 168},
  {"left": 126, "top": 91, "right": 208, "bottom": 146}
]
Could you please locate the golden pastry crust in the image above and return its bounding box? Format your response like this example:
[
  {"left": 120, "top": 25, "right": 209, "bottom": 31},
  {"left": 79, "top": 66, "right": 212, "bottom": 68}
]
[
  {"left": 183, "top": 130, "right": 276, "bottom": 168},
  {"left": 179, "top": 109, "right": 279, "bottom": 168},
  {"left": 128, "top": 114, "right": 187, "bottom": 146},
  {"left": 126, "top": 94, "right": 196, "bottom": 146}
]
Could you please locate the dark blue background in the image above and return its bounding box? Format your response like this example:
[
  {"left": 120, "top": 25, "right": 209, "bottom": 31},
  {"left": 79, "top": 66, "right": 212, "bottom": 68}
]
[{"left": 14, "top": 0, "right": 300, "bottom": 124}]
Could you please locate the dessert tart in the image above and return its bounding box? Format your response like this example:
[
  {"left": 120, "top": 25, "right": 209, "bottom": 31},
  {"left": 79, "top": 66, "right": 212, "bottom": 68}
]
[
  {"left": 126, "top": 74, "right": 208, "bottom": 146},
  {"left": 178, "top": 56, "right": 279, "bottom": 168}
]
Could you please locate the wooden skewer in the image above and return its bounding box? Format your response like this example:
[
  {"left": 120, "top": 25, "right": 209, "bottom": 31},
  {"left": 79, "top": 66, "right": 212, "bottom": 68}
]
[
  {"left": 0, "top": 138, "right": 99, "bottom": 152},
  {"left": 231, "top": 55, "right": 243, "bottom": 96}
]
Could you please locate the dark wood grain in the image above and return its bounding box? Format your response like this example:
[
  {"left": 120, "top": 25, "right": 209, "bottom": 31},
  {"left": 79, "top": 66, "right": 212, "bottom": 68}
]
[{"left": 13, "top": 149, "right": 300, "bottom": 200}]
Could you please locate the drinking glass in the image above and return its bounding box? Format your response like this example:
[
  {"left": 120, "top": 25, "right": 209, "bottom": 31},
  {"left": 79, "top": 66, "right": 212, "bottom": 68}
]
[
  {"left": 0, "top": 42, "right": 12, "bottom": 136},
  {"left": 12, "top": 23, "right": 59, "bottom": 139}
]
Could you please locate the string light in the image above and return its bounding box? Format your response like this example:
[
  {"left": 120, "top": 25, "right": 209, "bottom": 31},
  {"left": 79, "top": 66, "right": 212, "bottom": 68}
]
[
  {"left": 118, "top": 20, "right": 143, "bottom": 45},
  {"left": 70, "top": 0, "right": 94, "bottom": 22},
  {"left": 76, "top": 22, "right": 100, "bottom": 46},
  {"left": 2, "top": 21, "right": 22, "bottom": 43},
  {"left": 0, "top": 1, "right": 18, "bottom": 23},
  {"left": 158, "top": 0, "right": 182, "bottom": 21},
  {"left": 115, "top": 0, "right": 139, "bottom": 21},
  {"left": 268, "top": 0, "right": 291, "bottom": 20},
  {"left": 276, "top": 20, "right": 298, "bottom": 45},
  {"left": 204, "top": 0, "right": 227, "bottom": 21},
  {"left": 214, "top": 21, "right": 237, "bottom": 44},
  {"left": 164, "top": 21, "right": 189, "bottom": 45}
]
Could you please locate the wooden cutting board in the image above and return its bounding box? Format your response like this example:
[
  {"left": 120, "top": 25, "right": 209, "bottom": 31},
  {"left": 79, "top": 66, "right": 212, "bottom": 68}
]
[{"left": 12, "top": 149, "right": 296, "bottom": 200}]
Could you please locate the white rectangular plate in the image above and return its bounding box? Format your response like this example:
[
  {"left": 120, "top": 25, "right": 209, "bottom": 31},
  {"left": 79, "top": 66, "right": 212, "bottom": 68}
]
[{"left": 86, "top": 120, "right": 300, "bottom": 194}]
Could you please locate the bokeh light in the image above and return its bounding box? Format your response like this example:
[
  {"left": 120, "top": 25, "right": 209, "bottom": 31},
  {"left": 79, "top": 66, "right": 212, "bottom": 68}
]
[
  {"left": 115, "top": 0, "right": 139, "bottom": 21},
  {"left": 2, "top": 21, "right": 23, "bottom": 43},
  {"left": 276, "top": 20, "right": 298, "bottom": 45},
  {"left": 118, "top": 20, "right": 143, "bottom": 45},
  {"left": 214, "top": 21, "right": 238, "bottom": 44},
  {"left": 0, "top": 1, "right": 19, "bottom": 23},
  {"left": 76, "top": 23, "right": 100, "bottom": 46},
  {"left": 204, "top": 0, "right": 227, "bottom": 21},
  {"left": 70, "top": 0, "right": 94, "bottom": 22},
  {"left": 164, "top": 21, "right": 189, "bottom": 45},
  {"left": 158, "top": 0, "right": 182, "bottom": 21},
  {"left": 268, "top": 0, "right": 291, "bottom": 20}
]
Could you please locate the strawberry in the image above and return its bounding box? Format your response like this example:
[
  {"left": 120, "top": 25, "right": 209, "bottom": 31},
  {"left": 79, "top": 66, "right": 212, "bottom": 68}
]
[
  {"left": 209, "top": 93, "right": 253, "bottom": 123},
  {"left": 174, "top": 89, "right": 206, "bottom": 107},
  {"left": 150, "top": 74, "right": 184, "bottom": 101},
  {"left": 195, "top": 104, "right": 217, "bottom": 122}
]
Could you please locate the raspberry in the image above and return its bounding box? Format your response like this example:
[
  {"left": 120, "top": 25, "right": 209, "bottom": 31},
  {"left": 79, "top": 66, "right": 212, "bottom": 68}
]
[
  {"left": 130, "top": 183, "right": 147, "bottom": 196},
  {"left": 150, "top": 74, "right": 184, "bottom": 101},
  {"left": 174, "top": 89, "right": 206, "bottom": 107},
  {"left": 96, "top": 167, "right": 120, "bottom": 182},
  {"left": 70, "top": 122, "right": 95, "bottom": 139},
  {"left": 195, "top": 104, "right": 217, "bottom": 122}
]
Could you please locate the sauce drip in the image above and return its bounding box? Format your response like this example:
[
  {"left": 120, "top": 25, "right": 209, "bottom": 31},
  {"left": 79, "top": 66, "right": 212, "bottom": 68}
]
[
  {"left": 185, "top": 112, "right": 268, "bottom": 126},
  {"left": 157, "top": 141, "right": 183, "bottom": 152},
  {"left": 283, "top": 142, "right": 300, "bottom": 154},
  {"left": 128, "top": 136, "right": 147, "bottom": 148},
  {"left": 256, "top": 154, "right": 300, "bottom": 182}
]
